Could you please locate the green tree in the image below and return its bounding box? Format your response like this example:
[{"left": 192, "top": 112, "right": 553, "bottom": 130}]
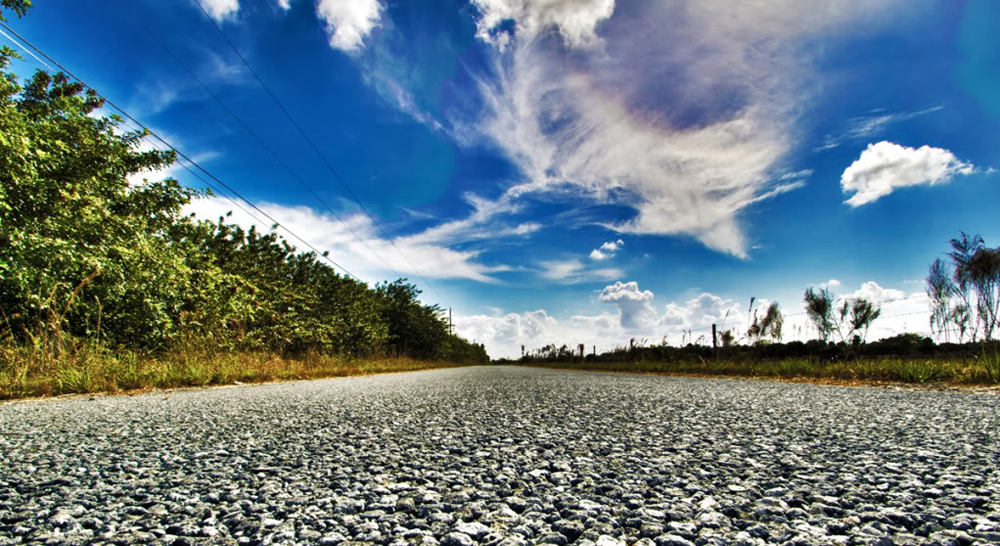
[
  {"left": 847, "top": 298, "right": 880, "bottom": 344},
  {"left": 926, "top": 257, "right": 954, "bottom": 342},
  {"left": 375, "top": 279, "right": 448, "bottom": 359},
  {"left": 747, "top": 301, "right": 783, "bottom": 344},
  {"left": 0, "top": 55, "right": 204, "bottom": 348},
  {"left": 0, "top": 1, "right": 31, "bottom": 22},
  {"left": 924, "top": 233, "right": 1000, "bottom": 343},
  {"left": 804, "top": 287, "right": 835, "bottom": 342},
  {"left": 0, "top": 10, "right": 487, "bottom": 363}
]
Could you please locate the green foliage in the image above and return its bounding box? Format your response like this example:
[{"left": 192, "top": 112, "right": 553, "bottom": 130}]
[
  {"left": 847, "top": 298, "right": 880, "bottom": 343},
  {"left": 804, "top": 287, "right": 835, "bottom": 341},
  {"left": 0, "top": 1, "right": 31, "bottom": 22},
  {"left": 0, "top": 47, "right": 488, "bottom": 366},
  {"left": 927, "top": 258, "right": 953, "bottom": 340},
  {"left": 747, "top": 301, "right": 783, "bottom": 344},
  {"left": 373, "top": 279, "right": 488, "bottom": 362},
  {"left": 926, "top": 232, "right": 1000, "bottom": 342}
]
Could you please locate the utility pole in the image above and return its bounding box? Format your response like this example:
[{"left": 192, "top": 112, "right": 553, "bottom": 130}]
[
  {"left": 712, "top": 323, "right": 718, "bottom": 356},
  {"left": 449, "top": 308, "right": 452, "bottom": 335}
]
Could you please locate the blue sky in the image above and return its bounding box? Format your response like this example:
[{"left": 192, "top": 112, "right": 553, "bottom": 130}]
[{"left": 6, "top": 0, "right": 999, "bottom": 358}]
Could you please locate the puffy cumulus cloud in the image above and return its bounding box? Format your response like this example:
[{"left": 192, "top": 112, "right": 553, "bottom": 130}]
[
  {"left": 455, "top": 309, "right": 556, "bottom": 349},
  {"left": 201, "top": 0, "right": 239, "bottom": 21},
  {"left": 470, "top": 0, "right": 615, "bottom": 49},
  {"left": 598, "top": 281, "right": 657, "bottom": 329},
  {"left": 470, "top": 1, "right": 907, "bottom": 257},
  {"left": 454, "top": 309, "right": 631, "bottom": 359},
  {"left": 662, "top": 293, "right": 745, "bottom": 335},
  {"left": 317, "top": 0, "right": 383, "bottom": 52},
  {"left": 601, "top": 240, "right": 623, "bottom": 252},
  {"left": 590, "top": 239, "right": 624, "bottom": 260},
  {"left": 841, "top": 141, "right": 976, "bottom": 207},
  {"left": 842, "top": 281, "right": 906, "bottom": 304},
  {"left": 184, "top": 195, "right": 522, "bottom": 284}
]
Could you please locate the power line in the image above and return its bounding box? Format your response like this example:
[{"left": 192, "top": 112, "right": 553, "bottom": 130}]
[
  {"left": 115, "top": 0, "right": 406, "bottom": 282},
  {"left": 0, "top": 20, "right": 362, "bottom": 282},
  {"left": 190, "top": 0, "right": 451, "bottom": 307}
]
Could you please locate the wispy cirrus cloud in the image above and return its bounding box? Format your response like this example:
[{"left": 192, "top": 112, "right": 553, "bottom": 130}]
[
  {"left": 538, "top": 259, "right": 622, "bottom": 284},
  {"left": 816, "top": 105, "right": 944, "bottom": 151},
  {"left": 185, "top": 195, "right": 521, "bottom": 284},
  {"left": 468, "top": 0, "right": 905, "bottom": 258},
  {"left": 127, "top": 49, "right": 250, "bottom": 117}
]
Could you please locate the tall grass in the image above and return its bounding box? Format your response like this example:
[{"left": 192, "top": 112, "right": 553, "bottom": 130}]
[
  {"left": 522, "top": 355, "right": 1000, "bottom": 386},
  {"left": 0, "top": 336, "right": 464, "bottom": 400}
]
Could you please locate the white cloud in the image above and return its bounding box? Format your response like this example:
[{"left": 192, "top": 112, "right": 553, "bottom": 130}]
[
  {"left": 841, "top": 141, "right": 976, "bottom": 206},
  {"left": 817, "top": 106, "right": 943, "bottom": 151},
  {"left": 470, "top": 0, "right": 615, "bottom": 49},
  {"left": 455, "top": 308, "right": 630, "bottom": 360},
  {"left": 598, "top": 281, "right": 656, "bottom": 329},
  {"left": 589, "top": 238, "right": 623, "bottom": 260},
  {"left": 538, "top": 259, "right": 622, "bottom": 284},
  {"left": 842, "top": 281, "right": 905, "bottom": 305},
  {"left": 276, "top": 0, "right": 291, "bottom": 9},
  {"left": 469, "top": 1, "right": 907, "bottom": 257},
  {"left": 601, "top": 239, "right": 623, "bottom": 252},
  {"left": 662, "top": 293, "right": 746, "bottom": 335},
  {"left": 454, "top": 309, "right": 567, "bottom": 359},
  {"left": 184, "top": 195, "right": 519, "bottom": 284},
  {"left": 200, "top": 0, "right": 239, "bottom": 21},
  {"left": 814, "top": 279, "right": 841, "bottom": 290},
  {"left": 395, "top": 193, "right": 531, "bottom": 246},
  {"left": 317, "top": 0, "right": 383, "bottom": 52}
]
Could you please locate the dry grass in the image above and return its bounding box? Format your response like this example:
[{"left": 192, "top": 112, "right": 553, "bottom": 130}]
[
  {"left": 0, "top": 338, "right": 467, "bottom": 400},
  {"left": 521, "top": 354, "right": 1000, "bottom": 388}
]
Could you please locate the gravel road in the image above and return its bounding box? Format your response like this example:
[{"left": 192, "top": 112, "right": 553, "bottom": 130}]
[{"left": 1, "top": 366, "right": 998, "bottom": 546}]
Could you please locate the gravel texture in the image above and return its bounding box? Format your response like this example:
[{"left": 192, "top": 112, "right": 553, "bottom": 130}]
[{"left": 1, "top": 366, "right": 998, "bottom": 546}]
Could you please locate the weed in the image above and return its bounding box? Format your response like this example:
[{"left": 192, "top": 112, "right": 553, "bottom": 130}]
[{"left": 893, "top": 360, "right": 946, "bottom": 384}]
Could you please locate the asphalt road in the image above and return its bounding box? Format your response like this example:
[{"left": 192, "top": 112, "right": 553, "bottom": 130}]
[{"left": 1, "top": 366, "right": 998, "bottom": 546}]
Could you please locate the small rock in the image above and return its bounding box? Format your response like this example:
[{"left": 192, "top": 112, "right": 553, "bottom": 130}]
[
  {"left": 654, "top": 533, "right": 695, "bottom": 546},
  {"left": 440, "top": 532, "right": 475, "bottom": 546}
]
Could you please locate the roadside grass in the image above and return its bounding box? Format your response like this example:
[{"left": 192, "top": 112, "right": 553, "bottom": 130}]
[
  {"left": 0, "top": 339, "right": 465, "bottom": 400},
  {"left": 520, "top": 356, "right": 1000, "bottom": 387}
]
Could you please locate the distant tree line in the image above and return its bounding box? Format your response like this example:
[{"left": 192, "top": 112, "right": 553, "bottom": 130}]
[
  {"left": 509, "top": 242, "right": 1000, "bottom": 365},
  {"left": 0, "top": 20, "right": 487, "bottom": 364},
  {"left": 504, "top": 334, "right": 992, "bottom": 366}
]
